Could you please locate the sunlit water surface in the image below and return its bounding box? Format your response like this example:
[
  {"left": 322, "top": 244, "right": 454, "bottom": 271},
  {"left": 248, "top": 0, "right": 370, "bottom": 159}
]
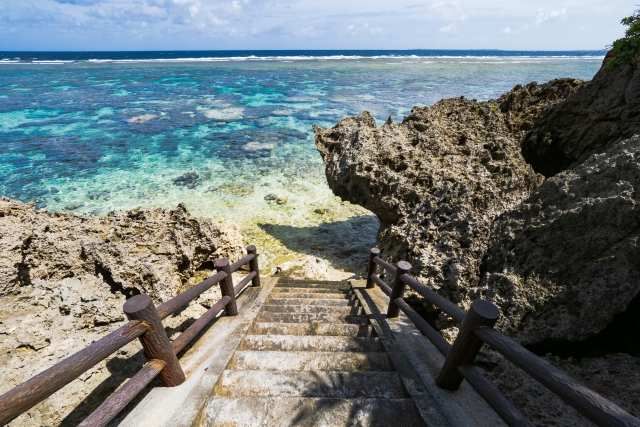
[{"left": 0, "top": 53, "right": 603, "bottom": 267}]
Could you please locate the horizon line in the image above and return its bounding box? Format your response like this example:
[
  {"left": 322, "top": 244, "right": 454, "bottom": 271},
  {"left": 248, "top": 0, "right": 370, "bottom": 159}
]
[{"left": 0, "top": 48, "right": 608, "bottom": 53}]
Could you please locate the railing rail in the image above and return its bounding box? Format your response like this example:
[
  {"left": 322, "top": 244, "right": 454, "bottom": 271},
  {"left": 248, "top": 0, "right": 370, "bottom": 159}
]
[
  {"left": 0, "top": 245, "right": 262, "bottom": 427},
  {"left": 366, "top": 247, "right": 640, "bottom": 427}
]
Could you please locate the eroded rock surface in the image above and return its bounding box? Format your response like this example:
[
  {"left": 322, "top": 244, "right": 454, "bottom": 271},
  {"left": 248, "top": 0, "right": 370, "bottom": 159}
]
[
  {"left": 0, "top": 199, "right": 243, "bottom": 426},
  {"left": 315, "top": 80, "right": 581, "bottom": 305},
  {"left": 482, "top": 136, "right": 640, "bottom": 343},
  {"left": 315, "top": 59, "right": 640, "bottom": 423},
  {"left": 523, "top": 53, "right": 640, "bottom": 176}
]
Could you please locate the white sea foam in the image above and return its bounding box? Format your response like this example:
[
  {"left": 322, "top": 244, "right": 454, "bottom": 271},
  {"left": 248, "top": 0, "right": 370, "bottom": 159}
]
[
  {"left": 127, "top": 114, "right": 158, "bottom": 124},
  {"left": 243, "top": 141, "right": 276, "bottom": 151},
  {"left": 0, "top": 54, "right": 605, "bottom": 65},
  {"left": 201, "top": 107, "right": 244, "bottom": 121}
]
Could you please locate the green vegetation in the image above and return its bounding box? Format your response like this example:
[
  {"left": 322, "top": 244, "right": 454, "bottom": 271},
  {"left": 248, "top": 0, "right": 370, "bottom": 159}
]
[{"left": 609, "top": 10, "right": 640, "bottom": 68}]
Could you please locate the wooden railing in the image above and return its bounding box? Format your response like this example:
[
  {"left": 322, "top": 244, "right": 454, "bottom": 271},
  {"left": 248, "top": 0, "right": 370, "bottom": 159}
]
[
  {"left": 0, "top": 245, "right": 261, "bottom": 427},
  {"left": 366, "top": 247, "right": 640, "bottom": 427}
]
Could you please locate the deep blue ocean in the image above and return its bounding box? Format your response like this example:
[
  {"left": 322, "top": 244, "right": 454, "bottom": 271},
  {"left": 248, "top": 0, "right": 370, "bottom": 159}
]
[{"left": 0, "top": 50, "right": 604, "bottom": 234}]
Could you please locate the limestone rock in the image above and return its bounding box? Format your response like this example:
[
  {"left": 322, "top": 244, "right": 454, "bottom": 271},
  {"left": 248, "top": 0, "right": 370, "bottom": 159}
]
[
  {"left": 523, "top": 53, "right": 640, "bottom": 176},
  {"left": 314, "top": 80, "right": 581, "bottom": 304},
  {"left": 0, "top": 199, "right": 243, "bottom": 426},
  {"left": 481, "top": 136, "right": 640, "bottom": 343}
]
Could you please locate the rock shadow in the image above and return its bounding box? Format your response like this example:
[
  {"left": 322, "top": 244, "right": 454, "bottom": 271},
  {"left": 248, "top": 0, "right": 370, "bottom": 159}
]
[{"left": 259, "top": 215, "right": 379, "bottom": 274}]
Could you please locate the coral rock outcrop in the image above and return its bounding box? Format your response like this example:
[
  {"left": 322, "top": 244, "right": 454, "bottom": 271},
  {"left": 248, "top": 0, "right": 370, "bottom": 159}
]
[{"left": 0, "top": 199, "right": 243, "bottom": 426}]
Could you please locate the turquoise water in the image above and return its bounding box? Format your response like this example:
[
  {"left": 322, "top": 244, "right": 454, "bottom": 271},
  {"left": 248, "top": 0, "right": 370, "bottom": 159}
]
[{"left": 0, "top": 54, "right": 602, "bottom": 224}]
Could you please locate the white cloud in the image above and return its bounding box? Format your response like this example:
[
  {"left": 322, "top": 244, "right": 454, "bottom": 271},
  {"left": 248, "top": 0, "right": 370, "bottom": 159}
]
[
  {"left": 0, "top": 0, "right": 631, "bottom": 50},
  {"left": 535, "top": 7, "right": 568, "bottom": 25},
  {"left": 439, "top": 23, "right": 456, "bottom": 33}
]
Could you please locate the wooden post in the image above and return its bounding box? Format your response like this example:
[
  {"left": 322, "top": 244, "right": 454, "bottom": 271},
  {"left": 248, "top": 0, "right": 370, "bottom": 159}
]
[
  {"left": 246, "top": 245, "right": 261, "bottom": 287},
  {"left": 436, "top": 299, "right": 499, "bottom": 390},
  {"left": 215, "top": 258, "right": 238, "bottom": 316},
  {"left": 366, "top": 247, "right": 381, "bottom": 289},
  {"left": 123, "top": 294, "right": 185, "bottom": 386},
  {"left": 387, "top": 260, "right": 411, "bottom": 318}
]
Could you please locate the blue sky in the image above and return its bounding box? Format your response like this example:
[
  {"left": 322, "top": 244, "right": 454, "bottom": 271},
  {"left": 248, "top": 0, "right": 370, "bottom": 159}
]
[{"left": 0, "top": 0, "right": 633, "bottom": 51}]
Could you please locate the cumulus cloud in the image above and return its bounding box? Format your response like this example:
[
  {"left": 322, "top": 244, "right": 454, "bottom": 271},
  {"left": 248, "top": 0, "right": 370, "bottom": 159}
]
[
  {"left": 535, "top": 7, "right": 568, "bottom": 25},
  {"left": 0, "top": 0, "right": 632, "bottom": 50}
]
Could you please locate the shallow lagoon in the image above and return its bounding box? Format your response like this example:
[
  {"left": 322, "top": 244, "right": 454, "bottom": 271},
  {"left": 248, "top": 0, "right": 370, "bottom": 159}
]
[{"left": 0, "top": 55, "right": 603, "bottom": 270}]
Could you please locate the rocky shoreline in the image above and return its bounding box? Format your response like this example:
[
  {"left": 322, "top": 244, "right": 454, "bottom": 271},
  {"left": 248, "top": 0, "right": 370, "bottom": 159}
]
[
  {"left": 0, "top": 200, "right": 244, "bottom": 426},
  {"left": 315, "top": 52, "right": 640, "bottom": 424}
]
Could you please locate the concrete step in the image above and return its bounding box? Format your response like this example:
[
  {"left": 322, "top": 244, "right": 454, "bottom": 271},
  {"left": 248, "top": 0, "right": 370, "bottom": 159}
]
[
  {"left": 278, "top": 279, "right": 350, "bottom": 285},
  {"left": 267, "top": 297, "right": 351, "bottom": 306},
  {"left": 250, "top": 322, "right": 371, "bottom": 337},
  {"left": 255, "top": 312, "right": 367, "bottom": 324},
  {"left": 276, "top": 282, "right": 351, "bottom": 291},
  {"left": 201, "top": 397, "right": 425, "bottom": 427},
  {"left": 228, "top": 351, "right": 392, "bottom": 371},
  {"left": 239, "top": 335, "right": 382, "bottom": 352},
  {"left": 215, "top": 370, "right": 408, "bottom": 398},
  {"left": 270, "top": 289, "right": 351, "bottom": 299},
  {"left": 262, "top": 304, "right": 361, "bottom": 315}
]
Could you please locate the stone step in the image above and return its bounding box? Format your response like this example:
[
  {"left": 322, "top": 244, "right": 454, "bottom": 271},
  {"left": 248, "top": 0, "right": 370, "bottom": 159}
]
[
  {"left": 250, "top": 322, "right": 371, "bottom": 337},
  {"left": 276, "top": 282, "right": 351, "bottom": 291},
  {"left": 239, "top": 335, "right": 382, "bottom": 352},
  {"left": 255, "top": 312, "right": 367, "bottom": 324},
  {"left": 270, "top": 289, "right": 351, "bottom": 299},
  {"left": 201, "top": 397, "right": 425, "bottom": 427},
  {"left": 228, "top": 351, "right": 392, "bottom": 371},
  {"left": 215, "top": 370, "right": 408, "bottom": 399},
  {"left": 278, "top": 279, "right": 350, "bottom": 285},
  {"left": 267, "top": 297, "right": 351, "bottom": 306},
  {"left": 262, "top": 304, "right": 361, "bottom": 315}
]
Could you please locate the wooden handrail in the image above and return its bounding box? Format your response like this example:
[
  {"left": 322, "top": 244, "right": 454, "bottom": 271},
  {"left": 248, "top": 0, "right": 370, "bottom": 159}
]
[
  {"left": 365, "top": 247, "right": 640, "bottom": 427},
  {"left": 156, "top": 270, "right": 227, "bottom": 319},
  {"left": 401, "top": 274, "right": 465, "bottom": 322},
  {"left": 77, "top": 359, "right": 166, "bottom": 427},
  {"left": 394, "top": 297, "right": 529, "bottom": 425},
  {"left": 370, "top": 274, "right": 392, "bottom": 296},
  {"left": 0, "top": 320, "right": 149, "bottom": 425},
  {"left": 476, "top": 327, "right": 640, "bottom": 427},
  {"left": 229, "top": 253, "right": 255, "bottom": 273},
  {"left": 373, "top": 255, "right": 397, "bottom": 274},
  {"left": 0, "top": 245, "right": 261, "bottom": 427}
]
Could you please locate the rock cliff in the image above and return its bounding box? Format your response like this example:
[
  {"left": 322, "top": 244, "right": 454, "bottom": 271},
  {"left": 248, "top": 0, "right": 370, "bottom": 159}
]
[
  {"left": 315, "top": 80, "right": 580, "bottom": 307},
  {"left": 482, "top": 136, "right": 640, "bottom": 344},
  {"left": 523, "top": 53, "right": 640, "bottom": 176},
  {"left": 315, "top": 61, "right": 640, "bottom": 423},
  {"left": 0, "top": 199, "right": 243, "bottom": 426}
]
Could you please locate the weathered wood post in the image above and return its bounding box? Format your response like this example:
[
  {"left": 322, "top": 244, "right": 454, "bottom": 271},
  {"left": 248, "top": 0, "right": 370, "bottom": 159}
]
[
  {"left": 215, "top": 258, "right": 238, "bottom": 316},
  {"left": 247, "top": 245, "right": 261, "bottom": 287},
  {"left": 387, "top": 260, "right": 411, "bottom": 318},
  {"left": 366, "top": 247, "right": 381, "bottom": 289},
  {"left": 436, "top": 299, "right": 499, "bottom": 390},
  {"left": 123, "top": 294, "right": 185, "bottom": 386}
]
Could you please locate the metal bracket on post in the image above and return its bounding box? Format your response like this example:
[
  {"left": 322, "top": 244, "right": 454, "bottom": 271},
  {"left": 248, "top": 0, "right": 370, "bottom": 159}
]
[
  {"left": 436, "top": 299, "right": 499, "bottom": 390},
  {"left": 387, "top": 260, "right": 411, "bottom": 318},
  {"left": 123, "top": 294, "right": 185, "bottom": 386},
  {"left": 215, "top": 258, "right": 238, "bottom": 316},
  {"left": 366, "top": 247, "right": 381, "bottom": 289}
]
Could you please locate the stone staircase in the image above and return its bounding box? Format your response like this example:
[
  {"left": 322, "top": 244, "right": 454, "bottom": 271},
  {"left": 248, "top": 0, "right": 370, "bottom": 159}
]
[{"left": 197, "top": 278, "right": 426, "bottom": 426}]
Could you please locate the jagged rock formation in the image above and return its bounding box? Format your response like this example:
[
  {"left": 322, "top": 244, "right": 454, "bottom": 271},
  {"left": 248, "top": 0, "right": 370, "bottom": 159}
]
[
  {"left": 0, "top": 199, "right": 243, "bottom": 426},
  {"left": 315, "top": 57, "right": 640, "bottom": 423},
  {"left": 523, "top": 53, "right": 640, "bottom": 176},
  {"left": 482, "top": 136, "right": 640, "bottom": 343},
  {"left": 315, "top": 80, "right": 580, "bottom": 306}
]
